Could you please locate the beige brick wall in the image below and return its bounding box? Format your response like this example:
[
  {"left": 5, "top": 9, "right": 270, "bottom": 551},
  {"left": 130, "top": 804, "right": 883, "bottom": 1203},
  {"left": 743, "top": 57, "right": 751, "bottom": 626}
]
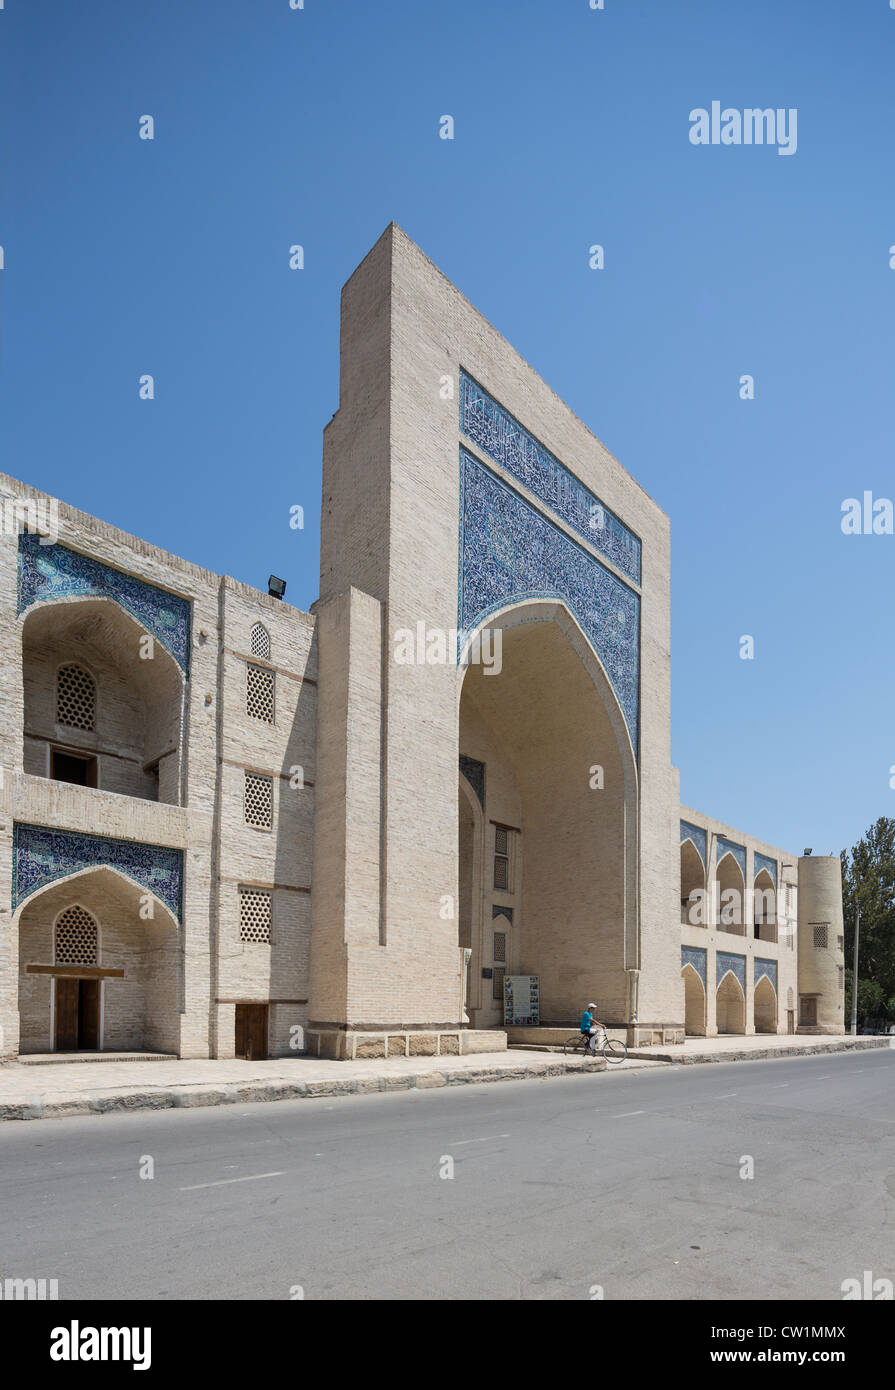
[
  {"left": 312, "top": 224, "right": 679, "bottom": 1033},
  {"left": 0, "top": 473, "right": 317, "bottom": 1060},
  {"left": 0, "top": 233, "right": 829, "bottom": 1060}
]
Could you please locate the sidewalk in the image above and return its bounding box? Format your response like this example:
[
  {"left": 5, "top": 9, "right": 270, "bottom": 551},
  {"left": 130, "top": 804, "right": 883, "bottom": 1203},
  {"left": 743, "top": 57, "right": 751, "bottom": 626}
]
[
  {"left": 0, "top": 1049, "right": 609, "bottom": 1122},
  {"left": 627, "top": 1034, "right": 892, "bottom": 1064},
  {"left": 1, "top": 1034, "right": 887, "bottom": 1123}
]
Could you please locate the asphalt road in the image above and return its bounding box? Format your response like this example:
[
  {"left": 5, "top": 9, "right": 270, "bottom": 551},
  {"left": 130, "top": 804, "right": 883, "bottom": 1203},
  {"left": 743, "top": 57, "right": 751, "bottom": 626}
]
[{"left": 1, "top": 1049, "right": 893, "bottom": 1300}]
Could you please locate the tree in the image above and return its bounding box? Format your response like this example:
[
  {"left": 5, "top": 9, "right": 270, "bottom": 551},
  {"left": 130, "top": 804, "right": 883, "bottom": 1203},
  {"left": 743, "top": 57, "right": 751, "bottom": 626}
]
[{"left": 841, "top": 817, "right": 895, "bottom": 1023}]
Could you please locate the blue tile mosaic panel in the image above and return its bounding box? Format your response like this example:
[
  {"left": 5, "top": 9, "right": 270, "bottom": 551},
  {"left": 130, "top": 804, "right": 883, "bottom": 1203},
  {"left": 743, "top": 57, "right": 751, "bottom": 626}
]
[
  {"left": 459, "top": 754, "right": 485, "bottom": 809},
  {"left": 460, "top": 372, "right": 642, "bottom": 585},
  {"left": 716, "top": 836, "right": 746, "bottom": 879},
  {"left": 716, "top": 951, "right": 746, "bottom": 992},
  {"left": 754, "top": 957, "right": 778, "bottom": 992},
  {"left": 18, "top": 532, "right": 191, "bottom": 675},
  {"left": 754, "top": 852, "right": 778, "bottom": 886},
  {"left": 681, "top": 945, "right": 707, "bottom": 986},
  {"left": 13, "top": 823, "right": 184, "bottom": 923},
  {"left": 680, "top": 820, "right": 707, "bottom": 865},
  {"left": 459, "top": 451, "right": 640, "bottom": 754}
]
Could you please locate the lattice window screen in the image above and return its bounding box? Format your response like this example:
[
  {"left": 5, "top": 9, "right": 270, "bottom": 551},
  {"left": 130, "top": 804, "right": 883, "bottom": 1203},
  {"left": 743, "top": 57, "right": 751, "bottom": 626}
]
[
  {"left": 244, "top": 772, "right": 274, "bottom": 829},
  {"left": 813, "top": 923, "right": 828, "bottom": 949},
  {"left": 493, "top": 931, "right": 506, "bottom": 963},
  {"left": 246, "top": 663, "right": 275, "bottom": 722},
  {"left": 57, "top": 664, "right": 96, "bottom": 731},
  {"left": 55, "top": 905, "right": 98, "bottom": 964},
  {"left": 250, "top": 623, "right": 271, "bottom": 661},
  {"left": 492, "top": 965, "right": 506, "bottom": 1002},
  {"left": 239, "top": 889, "right": 272, "bottom": 943}
]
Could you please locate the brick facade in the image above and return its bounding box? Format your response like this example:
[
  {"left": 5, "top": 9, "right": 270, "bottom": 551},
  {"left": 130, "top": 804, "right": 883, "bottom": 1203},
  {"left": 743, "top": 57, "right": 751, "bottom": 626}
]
[{"left": 0, "top": 225, "right": 843, "bottom": 1060}]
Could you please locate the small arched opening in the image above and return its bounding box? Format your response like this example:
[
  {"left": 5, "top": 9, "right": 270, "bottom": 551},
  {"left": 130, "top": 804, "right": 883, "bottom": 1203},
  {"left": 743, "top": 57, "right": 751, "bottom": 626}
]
[
  {"left": 753, "top": 869, "right": 777, "bottom": 943},
  {"left": 682, "top": 962, "right": 707, "bottom": 1035},
  {"left": 754, "top": 975, "right": 778, "bottom": 1034},
  {"left": 716, "top": 852, "right": 745, "bottom": 936},
  {"left": 681, "top": 840, "right": 706, "bottom": 926},
  {"left": 716, "top": 970, "right": 746, "bottom": 1035}
]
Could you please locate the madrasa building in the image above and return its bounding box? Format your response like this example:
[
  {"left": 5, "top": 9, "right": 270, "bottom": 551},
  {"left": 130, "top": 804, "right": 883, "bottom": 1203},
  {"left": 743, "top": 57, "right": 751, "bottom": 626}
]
[{"left": 0, "top": 225, "right": 845, "bottom": 1062}]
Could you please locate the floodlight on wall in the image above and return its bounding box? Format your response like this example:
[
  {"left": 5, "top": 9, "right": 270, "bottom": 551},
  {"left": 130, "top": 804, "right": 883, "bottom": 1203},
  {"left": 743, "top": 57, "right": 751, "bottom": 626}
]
[
  {"left": 803, "top": 848, "right": 813, "bottom": 856},
  {"left": 268, "top": 575, "right": 286, "bottom": 600}
]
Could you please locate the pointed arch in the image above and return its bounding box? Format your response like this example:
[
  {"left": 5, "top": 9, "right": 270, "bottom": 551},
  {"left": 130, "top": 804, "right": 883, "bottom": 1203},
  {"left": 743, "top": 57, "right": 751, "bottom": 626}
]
[
  {"left": 753, "top": 867, "right": 777, "bottom": 942},
  {"left": 716, "top": 969, "right": 746, "bottom": 1034},
  {"left": 716, "top": 850, "right": 746, "bottom": 934},
  {"left": 250, "top": 621, "right": 271, "bottom": 661},
  {"left": 13, "top": 864, "right": 179, "bottom": 935},
  {"left": 53, "top": 903, "right": 99, "bottom": 965},
  {"left": 681, "top": 962, "right": 707, "bottom": 1035},
  {"left": 681, "top": 838, "right": 705, "bottom": 926},
  {"left": 20, "top": 595, "right": 186, "bottom": 806},
  {"left": 754, "top": 974, "right": 778, "bottom": 1033},
  {"left": 458, "top": 597, "right": 638, "bottom": 1025}
]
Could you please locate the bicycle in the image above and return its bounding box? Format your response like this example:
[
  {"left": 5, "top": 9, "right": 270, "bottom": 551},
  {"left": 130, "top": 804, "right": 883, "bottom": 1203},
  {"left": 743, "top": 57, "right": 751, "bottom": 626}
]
[{"left": 562, "top": 1025, "right": 627, "bottom": 1064}]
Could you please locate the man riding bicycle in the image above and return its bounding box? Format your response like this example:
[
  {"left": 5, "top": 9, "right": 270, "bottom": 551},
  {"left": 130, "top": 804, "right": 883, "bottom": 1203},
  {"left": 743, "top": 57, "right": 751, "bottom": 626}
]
[{"left": 580, "top": 1002, "right": 602, "bottom": 1056}]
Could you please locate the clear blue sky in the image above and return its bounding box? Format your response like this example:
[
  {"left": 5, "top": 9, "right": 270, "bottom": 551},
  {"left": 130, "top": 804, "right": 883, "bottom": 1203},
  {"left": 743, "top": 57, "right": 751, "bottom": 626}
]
[{"left": 2, "top": 0, "right": 894, "bottom": 857}]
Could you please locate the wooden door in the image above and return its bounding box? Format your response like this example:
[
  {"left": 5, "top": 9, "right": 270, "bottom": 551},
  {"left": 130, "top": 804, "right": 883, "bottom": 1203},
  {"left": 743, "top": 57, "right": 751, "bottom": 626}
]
[
  {"left": 79, "top": 979, "right": 100, "bottom": 1049},
  {"left": 235, "top": 1004, "right": 268, "bottom": 1060},
  {"left": 248, "top": 1005, "right": 268, "bottom": 1060},
  {"left": 235, "top": 1004, "right": 247, "bottom": 1058},
  {"left": 55, "top": 978, "right": 79, "bottom": 1051}
]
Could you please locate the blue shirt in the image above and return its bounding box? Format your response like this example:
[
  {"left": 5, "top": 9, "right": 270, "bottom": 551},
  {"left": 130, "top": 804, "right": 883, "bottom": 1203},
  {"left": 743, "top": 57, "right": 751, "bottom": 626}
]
[{"left": 580, "top": 1010, "right": 594, "bottom": 1033}]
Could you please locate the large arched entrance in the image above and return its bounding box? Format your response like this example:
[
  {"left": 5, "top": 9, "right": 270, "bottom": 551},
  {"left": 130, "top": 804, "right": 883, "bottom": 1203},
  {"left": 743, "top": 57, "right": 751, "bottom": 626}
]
[
  {"left": 458, "top": 602, "right": 637, "bottom": 1029},
  {"left": 16, "top": 867, "right": 179, "bottom": 1054}
]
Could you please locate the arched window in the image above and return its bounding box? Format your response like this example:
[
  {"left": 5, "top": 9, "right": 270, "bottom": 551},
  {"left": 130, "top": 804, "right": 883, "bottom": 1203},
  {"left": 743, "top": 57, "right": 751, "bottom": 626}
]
[
  {"left": 56, "top": 664, "right": 96, "bottom": 731},
  {"left": 250, "top": 623, "right": 271, "bottom": 661},
  {"left": 55, "top": 905, "right": 98, "bottom": 965}
]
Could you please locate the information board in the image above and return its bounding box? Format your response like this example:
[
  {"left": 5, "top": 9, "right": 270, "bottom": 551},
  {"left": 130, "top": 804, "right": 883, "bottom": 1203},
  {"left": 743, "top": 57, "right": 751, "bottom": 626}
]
[{"left": 504, "top": 974, "right": 539, "bottom": 1026}]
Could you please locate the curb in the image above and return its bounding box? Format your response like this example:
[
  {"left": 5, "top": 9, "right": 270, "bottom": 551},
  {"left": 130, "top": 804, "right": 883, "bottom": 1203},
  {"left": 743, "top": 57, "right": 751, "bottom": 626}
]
[
  {"left": 0, "top": 1055, "right": 607, "bottom": 1123},
  {"left": 626, "top": 1038, "right": 892, "bottom": 1065}
]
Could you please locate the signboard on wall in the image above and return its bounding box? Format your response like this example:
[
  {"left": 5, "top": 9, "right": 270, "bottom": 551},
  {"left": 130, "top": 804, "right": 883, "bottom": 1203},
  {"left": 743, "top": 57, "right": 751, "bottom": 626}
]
[{"left": 504, "top": 975, "right": 539, "bottom": 1026}]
